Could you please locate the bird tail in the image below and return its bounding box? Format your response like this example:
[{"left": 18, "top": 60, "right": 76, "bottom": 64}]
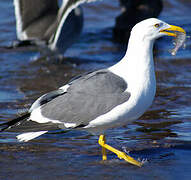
[
  {"left": 0, "top": 113, "right": 30, "bottom": 132},
  {"left": 16, "top": 131, "right": 48, "bottom": 142},
  {"left": 0, "top": 113, "right": 59, "bottom": 142}
]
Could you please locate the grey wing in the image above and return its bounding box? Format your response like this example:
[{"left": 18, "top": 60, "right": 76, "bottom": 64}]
[
  {"left": 30, "top": 89, "right": 66, "bottom": 112},
  {"left": 40, "top": 70, "right": 131, "bottom": 127},
  {"left": 14, "top": 0, "right": 59, "bottom": 41}
]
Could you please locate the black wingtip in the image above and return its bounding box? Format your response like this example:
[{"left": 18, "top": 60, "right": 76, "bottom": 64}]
[{"left": 0, "top": 113, "right": 30, "bottom": 132}]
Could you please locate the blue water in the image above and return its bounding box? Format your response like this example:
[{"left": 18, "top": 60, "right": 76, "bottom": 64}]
[{"left": 0, "top": 0, "right": 191, "bottom": 179}]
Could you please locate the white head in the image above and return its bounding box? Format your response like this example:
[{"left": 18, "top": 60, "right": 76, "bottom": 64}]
[{"left": 131, "top": 18, "right": 185, "bottom": 41}]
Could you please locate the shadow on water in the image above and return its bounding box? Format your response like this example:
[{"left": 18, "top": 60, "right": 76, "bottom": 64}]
[{"left": 0, "top": 0, "right": 191, "bottom": 179}]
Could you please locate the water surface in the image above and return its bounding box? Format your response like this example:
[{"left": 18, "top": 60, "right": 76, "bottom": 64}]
[{"left": 0, "top": 0, "right": 191, "bottom": 179}]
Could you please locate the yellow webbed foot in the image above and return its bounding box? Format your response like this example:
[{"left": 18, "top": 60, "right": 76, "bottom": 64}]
[
  {"left": 98, "top": 134, "right": 142, "bottom": 167},
  {"left": 116, "top": 151, "right": 142, "bottom": 167}
]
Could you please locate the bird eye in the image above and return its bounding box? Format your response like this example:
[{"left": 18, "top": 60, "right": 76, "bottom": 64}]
[{"left": 154, "top": 23, "right": 160, "bottom": 28}]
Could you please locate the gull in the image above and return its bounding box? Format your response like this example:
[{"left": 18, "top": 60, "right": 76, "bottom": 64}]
[{"left": 0, "top": 18, "right": 185, "bottom": 166}]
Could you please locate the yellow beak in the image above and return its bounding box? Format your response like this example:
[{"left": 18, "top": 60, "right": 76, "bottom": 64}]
[{"left": 160, "top": 25, "right": 186, "bottom": 37}]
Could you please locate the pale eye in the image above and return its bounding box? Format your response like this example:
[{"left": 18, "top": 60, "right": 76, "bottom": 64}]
[{"left": 154, "top": 23, "right": 160, "bottom": 28}]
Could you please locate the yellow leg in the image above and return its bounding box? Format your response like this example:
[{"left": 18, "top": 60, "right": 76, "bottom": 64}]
[
  {"left": 98, "top": 134, "right": 142, "bottom": 167},
  {"left": 101, "top": 135, "right": 107, "bottom": 160}
]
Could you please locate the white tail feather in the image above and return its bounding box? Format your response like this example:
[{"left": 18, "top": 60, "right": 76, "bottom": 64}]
[{"left": 16, "top": 131, "right": 48, "bottom": 142}]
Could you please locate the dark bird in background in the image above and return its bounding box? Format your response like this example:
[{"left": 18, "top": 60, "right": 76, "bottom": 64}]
[
  {"left": 13, "top": 0, "right": 85, "bottom": 54},
  {"left": 113, "top": 0, "right": 163, "bottom": 43}
]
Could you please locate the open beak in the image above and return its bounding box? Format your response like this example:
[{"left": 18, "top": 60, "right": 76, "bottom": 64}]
[{"left": 160, "top": 25, "right": 186, "bottom": 37}]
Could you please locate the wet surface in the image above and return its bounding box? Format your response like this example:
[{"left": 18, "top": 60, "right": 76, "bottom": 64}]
[{"left": 0, "top": 0, "right": 191, "bottom": 179}]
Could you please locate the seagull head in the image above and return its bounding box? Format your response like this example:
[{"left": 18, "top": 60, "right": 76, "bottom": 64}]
[{"left": 131, "top": 18, "right": 186, "bottom": 41}]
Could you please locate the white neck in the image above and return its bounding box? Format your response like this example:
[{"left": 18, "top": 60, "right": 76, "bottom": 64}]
[{"left": 109, "top": 31, "right": 156, "bottom": 93}]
